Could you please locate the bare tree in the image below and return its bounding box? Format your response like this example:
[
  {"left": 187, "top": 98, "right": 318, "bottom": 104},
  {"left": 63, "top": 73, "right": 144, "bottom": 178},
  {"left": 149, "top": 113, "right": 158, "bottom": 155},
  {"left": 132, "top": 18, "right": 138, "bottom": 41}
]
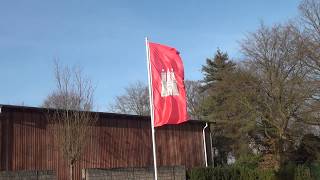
[
  {"left": 241, "top": 23, "right": 315, "bottom": 169},
  {"left": 44, "top": 61, "right": 96, "bottom": 180},
  {"left": 185, "top": 80, "right": 205, "bottom": 120},
  {"left": 299, "top": 0, "right": 320, "bottom": 41},
  {"left": 109, "top": 81, "right": 150, "bottom": 116},
  {"left": 298, "top": 0, "right": 320, "bottom": 126},
  {"left": 299, "top": 0, "right": 320, "bottom": 75},
  {"left": 109, "top": 80, "right": 204, "bottom": 119}
]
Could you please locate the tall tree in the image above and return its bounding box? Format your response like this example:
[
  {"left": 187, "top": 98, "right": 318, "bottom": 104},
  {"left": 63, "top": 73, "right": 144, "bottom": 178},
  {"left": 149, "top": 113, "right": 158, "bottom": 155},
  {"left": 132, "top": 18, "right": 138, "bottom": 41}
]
[
  {"left": 298, "top": 0, "right": 320, "bottom": 127},
  {"left": 241, "top": 23, "right": 315, "bottom": 169},
  {"left": 201, "top": 50, "right": 250, "bottom": 164},
  {"left": 43, "top": 61, "right": 96, "bottom": 180}
]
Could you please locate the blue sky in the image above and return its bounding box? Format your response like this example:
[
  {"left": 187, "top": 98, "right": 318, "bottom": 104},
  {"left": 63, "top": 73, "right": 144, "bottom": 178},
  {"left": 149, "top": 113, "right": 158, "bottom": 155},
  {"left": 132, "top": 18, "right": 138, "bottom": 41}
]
[{"left": 0, "top": 0, "right": 301, "bottom": 110}]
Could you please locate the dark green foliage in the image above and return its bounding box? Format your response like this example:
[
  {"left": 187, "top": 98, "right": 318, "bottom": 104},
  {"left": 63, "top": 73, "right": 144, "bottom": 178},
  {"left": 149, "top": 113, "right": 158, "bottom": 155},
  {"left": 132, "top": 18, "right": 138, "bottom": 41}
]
[
  {"left": 188, "top": 163, "right": 320, "bottom": 180},
  {"left": 234, "top": 154, "right": 261, "bottom": 169},
  {"left": 277, "top": 162, "right": 296, "bottom": 180},
  {"left": 201, "top": 50, "right": 258, "bottom": 164},
  {"left": 284, "top": 133, "right": 320, "bottom": 174},
  {"left": 294, "top": 165, "right": 312, "bottom": 180},
  {"left": 277, "top": 163, "right": 320, "bottom": 180},
  {"left": 187, "top": 165, "right": 275, "bottom": 180},
  {"left": 212, "top": 135, "right": 234, "bottom": 165},
  {"left": 201, "top": 50, "right": 237, "bottom": 165},
  {"left": 310, "top": 163, "right": 320, "bottom": 180},
  {"left": 296, "top": 134, "right": 320, "bottom": 163},
  {"left": 201, "top": 49, "right": 236, "bottom": 90},
  {"left": 200, "top": 49, "right": 236, "bottom": 118}
]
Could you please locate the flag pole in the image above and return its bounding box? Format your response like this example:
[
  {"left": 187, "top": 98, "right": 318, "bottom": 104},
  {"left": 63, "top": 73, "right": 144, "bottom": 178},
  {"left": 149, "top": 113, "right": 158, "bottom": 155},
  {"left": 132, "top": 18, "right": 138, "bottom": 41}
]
[{"left": 145, "top": 37, "right": 158, "bottom": 180}]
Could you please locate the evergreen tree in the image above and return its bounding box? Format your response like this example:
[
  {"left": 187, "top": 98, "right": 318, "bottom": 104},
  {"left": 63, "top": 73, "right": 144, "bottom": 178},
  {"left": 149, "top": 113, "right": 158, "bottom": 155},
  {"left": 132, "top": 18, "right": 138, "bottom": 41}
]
[
  {"left": 201, "top": 50, "right": 259, "bottom": 165},
  {"left": 202, "top": 50, "right": 239, "bottom": 165},
  {"left": 201, "top": 49, "right": 237, "bottom": 118},
  {"left": 202, "top": 49, "right": 236, "bottom": 90}
]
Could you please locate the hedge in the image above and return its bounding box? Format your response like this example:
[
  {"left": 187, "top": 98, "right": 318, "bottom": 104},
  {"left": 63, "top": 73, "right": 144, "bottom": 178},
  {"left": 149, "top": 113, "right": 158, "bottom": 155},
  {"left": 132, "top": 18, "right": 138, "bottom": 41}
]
[
  {"left": 187, "top": 165, "right": 275, "bottom": 180},
  {"left": 187, "top": 163, "right": 320, "bottom": 180}
]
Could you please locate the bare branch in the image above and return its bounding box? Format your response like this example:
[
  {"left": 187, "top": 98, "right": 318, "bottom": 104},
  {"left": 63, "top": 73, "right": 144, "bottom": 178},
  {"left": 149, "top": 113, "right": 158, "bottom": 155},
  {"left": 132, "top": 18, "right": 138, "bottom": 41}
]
[
  {"left": 44, "top": 61, "right": 96, "bottom": 180},
  {"left": 108, "top": 81, "right": 150, "bottom": 116}
]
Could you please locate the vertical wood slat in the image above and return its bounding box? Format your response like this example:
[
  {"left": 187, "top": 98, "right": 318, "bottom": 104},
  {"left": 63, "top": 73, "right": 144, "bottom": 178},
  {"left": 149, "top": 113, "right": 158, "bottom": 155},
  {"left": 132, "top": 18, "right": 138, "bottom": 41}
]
[{"left": 1, "top": 105, "right": 208, "bottom": 179}]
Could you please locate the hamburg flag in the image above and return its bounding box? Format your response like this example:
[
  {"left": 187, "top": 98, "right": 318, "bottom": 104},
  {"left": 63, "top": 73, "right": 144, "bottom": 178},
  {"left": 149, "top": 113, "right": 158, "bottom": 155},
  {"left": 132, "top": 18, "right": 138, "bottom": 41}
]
[{"left": 148, "top": 42, "right": 188, "bottom": 127}]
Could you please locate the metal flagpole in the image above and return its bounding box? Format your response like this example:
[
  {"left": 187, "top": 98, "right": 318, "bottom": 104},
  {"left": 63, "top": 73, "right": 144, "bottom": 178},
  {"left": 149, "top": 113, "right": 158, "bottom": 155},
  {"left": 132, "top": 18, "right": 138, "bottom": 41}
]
[{"left": 145, "top": 37, "right": 158, "bottom": 180}]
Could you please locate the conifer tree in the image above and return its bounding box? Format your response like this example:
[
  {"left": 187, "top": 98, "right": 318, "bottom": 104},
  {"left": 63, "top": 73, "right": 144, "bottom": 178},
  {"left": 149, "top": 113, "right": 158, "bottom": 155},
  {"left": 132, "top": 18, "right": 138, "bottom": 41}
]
[
  {"left": 201, "top": 50, "right": 260, "bottom": 165},
  {"left": 201, "top": 50, "right": 241, "bottom": 165},
  {"left": 202, "top": 49, "right": 236, "bottom": 90}
]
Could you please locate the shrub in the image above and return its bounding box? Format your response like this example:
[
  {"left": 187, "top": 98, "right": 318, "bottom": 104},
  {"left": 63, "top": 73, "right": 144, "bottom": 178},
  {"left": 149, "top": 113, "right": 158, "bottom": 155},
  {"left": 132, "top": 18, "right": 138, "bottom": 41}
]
[
  {"left": 294, "top": 164, "right": 312, "bottom": 180},
  {"left": 276, "top": 162, "right": 320, "bottom": 180},
  {"left": 234, "top": 154, "right": 261, "bottom": 169},
  {"left": 187, "top": 165, "right": 275, "bottom": 180},
  {"left": 276, "top": 162, "right": 296, "bottom": 180},
  {"left": 310, "top": 163, "right": 320, "bottom": 180}
]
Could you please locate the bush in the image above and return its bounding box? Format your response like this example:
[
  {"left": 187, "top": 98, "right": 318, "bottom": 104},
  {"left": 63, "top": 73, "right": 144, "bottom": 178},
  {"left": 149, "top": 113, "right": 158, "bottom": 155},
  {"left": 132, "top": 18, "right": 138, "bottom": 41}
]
[
  {"left": 310, "top": 163, "right": 320, "bottom": 180},
  {"left": 187, "top": 163, "right": 320, "bottom": 180},
  {"left": 276, "top": 163, "right": 320, "bottom": 180},
  {"left": 187, "top": 165, "right": 275, "bottom": 180},
  {"left": 294, "top": 165, "right": 312, "bottom": 180},
  {"left": 234, "top": 154, "right": 261, "bottom": 169},
  {"left": 277, "top": 162, "right": 296, "bottom": 180}
]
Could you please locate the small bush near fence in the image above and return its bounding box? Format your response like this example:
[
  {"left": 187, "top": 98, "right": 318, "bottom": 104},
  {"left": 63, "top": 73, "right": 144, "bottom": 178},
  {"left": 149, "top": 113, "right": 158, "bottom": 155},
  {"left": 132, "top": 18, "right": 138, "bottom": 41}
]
[
  {"left": 187, "top": 166, "right": 275, "bottom": 180},
  {"left": 277, "top": 163, "right": 320, "bottom": 180},
  {"left": 187, "top": 163, "right": 320, "bottom": 180},
  {"left": 294, "top": 165, "right": 312, "bottom": 180},
  {"left": 310, "top": 163, "right": 320, "bottom": 179}
]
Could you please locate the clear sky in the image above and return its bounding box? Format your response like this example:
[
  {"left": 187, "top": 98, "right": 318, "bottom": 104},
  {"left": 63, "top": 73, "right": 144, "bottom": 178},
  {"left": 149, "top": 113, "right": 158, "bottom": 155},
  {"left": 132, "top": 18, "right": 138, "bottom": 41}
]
[{"left": 0, "top": 0, "right": 301, "bottom": 110}]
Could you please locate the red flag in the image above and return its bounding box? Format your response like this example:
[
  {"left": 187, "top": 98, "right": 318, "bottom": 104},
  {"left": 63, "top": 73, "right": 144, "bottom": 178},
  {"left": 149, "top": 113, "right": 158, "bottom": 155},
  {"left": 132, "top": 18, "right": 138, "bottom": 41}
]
[{"left": 148, "top": 42, "right": 188, "bottom": 127}]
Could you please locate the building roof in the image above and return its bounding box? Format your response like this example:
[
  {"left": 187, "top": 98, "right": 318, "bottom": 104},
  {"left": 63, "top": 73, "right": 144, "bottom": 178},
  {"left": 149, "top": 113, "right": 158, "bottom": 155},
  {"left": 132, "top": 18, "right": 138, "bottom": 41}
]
[{"left": 0, "top": 104, "right": 209, "bottom": 125}]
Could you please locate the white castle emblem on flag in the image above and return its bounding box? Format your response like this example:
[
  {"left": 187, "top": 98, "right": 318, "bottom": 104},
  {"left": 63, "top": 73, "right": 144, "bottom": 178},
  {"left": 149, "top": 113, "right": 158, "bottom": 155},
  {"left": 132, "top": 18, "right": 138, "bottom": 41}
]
[{"left": 161, "top": 69, "right": 179, "bottom": 97}]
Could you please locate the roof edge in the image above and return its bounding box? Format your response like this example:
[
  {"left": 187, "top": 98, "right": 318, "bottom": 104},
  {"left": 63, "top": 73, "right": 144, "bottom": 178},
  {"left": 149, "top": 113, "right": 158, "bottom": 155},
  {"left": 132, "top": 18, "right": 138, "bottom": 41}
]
[{"left": 0, "top": 104, "right": 209, "bottom": 124}]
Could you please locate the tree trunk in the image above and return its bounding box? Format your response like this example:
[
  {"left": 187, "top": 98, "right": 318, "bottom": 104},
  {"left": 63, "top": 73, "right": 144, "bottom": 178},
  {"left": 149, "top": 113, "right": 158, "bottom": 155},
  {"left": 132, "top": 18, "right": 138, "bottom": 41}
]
[
  {"left": 70, "top": 163, "right": 74, "bottom": 180},
  {"left": 273, "top": 138, "right": 283, "bottom": 170}
]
